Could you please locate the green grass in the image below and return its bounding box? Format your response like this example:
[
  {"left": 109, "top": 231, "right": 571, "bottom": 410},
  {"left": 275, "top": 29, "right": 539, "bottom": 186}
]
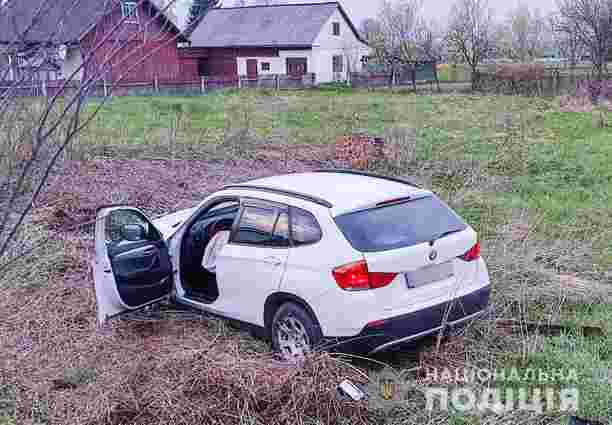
[{"left": 496, "top": 327, "right": 612, "bottom": 420}]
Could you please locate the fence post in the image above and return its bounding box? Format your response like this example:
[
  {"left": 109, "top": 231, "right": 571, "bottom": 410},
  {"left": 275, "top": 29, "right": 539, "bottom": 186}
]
[
  {"left": 275, "top": 74, "right": 280, "bottom": 91},
  {"left": 103, "top": 78, "right": 108, "bottom": 97},
  {"left": 41, "top": 79, "right": 47, "bottom": 97},
  {"left": 201, "top": 76, "right": 206, "bottom": 94},
  {"left": 238, "top": 75, "right": 242, "bottom": 89},
  {"left": 154, "top": 75, "right": 159, "bottom": 93}
]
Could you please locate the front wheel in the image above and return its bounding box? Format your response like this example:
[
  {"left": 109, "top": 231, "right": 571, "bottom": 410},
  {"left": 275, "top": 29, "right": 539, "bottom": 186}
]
[{"left": 271, "top": 302, "right": 322, "bottom": 359}]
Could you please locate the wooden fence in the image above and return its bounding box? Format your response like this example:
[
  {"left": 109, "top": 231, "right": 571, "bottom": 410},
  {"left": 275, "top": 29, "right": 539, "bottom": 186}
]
[
  {"left": 0, "top": 70, "right": 598, "bottom": 98},
  {"left": 0, "top": 73, "right": 317, "bottom": 98}
]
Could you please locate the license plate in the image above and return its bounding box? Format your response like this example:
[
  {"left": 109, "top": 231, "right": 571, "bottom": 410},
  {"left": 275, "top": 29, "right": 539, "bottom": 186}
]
[{"left": 404, "top": 262, "right": 454, "bottom": 289}]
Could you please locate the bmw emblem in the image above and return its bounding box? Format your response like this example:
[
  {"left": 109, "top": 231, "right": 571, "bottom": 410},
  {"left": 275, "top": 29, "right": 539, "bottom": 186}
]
[{"left": 428, "top": 250, "right": 438, "bottom": 261}]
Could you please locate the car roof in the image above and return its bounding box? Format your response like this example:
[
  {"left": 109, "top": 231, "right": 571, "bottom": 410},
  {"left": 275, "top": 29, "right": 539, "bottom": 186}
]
[{"left": 234, "top": 172, "right": 432, "bottom": 216}]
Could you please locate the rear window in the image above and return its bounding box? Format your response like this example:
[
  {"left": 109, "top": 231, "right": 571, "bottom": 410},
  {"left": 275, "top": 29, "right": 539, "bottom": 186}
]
[{"left": 334, "top": 196, "right": 468, "bottom": 253}]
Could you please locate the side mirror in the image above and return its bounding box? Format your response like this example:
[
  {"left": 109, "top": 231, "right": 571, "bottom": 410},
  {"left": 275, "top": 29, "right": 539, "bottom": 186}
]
[{"left": 121, "top": 224, "right": 146, "bottom": 242}]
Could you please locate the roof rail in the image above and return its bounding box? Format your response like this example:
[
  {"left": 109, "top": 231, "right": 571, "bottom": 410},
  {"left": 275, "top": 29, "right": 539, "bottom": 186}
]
[
  {"left": 311, "top": 169, "right": 421, "bottom": 188},
  {"left": 222, "top": 185, "right": 333, "bottom": 208}
]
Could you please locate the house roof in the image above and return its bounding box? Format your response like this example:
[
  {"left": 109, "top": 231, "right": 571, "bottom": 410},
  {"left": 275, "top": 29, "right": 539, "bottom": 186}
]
[
  {"left": 189, "top": 2, "right": 367, "bottom": 48},
  {"left": 0, "top": 0, "right": 185, "bottom": 46}
]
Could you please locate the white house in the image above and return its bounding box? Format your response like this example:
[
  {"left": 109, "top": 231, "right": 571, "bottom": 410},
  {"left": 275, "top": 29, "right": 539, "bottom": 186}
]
[{"left": 187, "top": 2, "right": 370, "bottom": 83}]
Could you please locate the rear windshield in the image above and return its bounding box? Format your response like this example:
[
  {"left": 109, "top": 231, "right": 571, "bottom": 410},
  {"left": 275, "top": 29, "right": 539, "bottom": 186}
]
[{"left": 334, "top": 196, "right": 468, "bottom": 253}]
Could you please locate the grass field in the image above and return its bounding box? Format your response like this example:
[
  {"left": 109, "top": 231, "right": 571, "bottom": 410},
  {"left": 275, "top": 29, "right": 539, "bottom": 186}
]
[
  {"left": 2, "top": 88, "right": 612, "bottom": 424},
  {"left": 79, "top": 91, "right": 612, "bottom": 262}
]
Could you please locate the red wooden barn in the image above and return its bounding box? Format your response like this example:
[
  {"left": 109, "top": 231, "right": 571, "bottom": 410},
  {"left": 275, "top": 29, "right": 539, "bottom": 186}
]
[{"left": 0, "top": 0, "right": 197, "bottom": 84}]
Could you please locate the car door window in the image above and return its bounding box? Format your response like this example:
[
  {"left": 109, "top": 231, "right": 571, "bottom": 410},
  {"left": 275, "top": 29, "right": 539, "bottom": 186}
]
[
  {"left": 106, "top": 209, "right": 160, "bottom": 242},
  {"left": 272, "top": 212, "right": 290, "bottom": 247},
  {"left": 232, "top": 205, "right": 289, "bottom": 247}
]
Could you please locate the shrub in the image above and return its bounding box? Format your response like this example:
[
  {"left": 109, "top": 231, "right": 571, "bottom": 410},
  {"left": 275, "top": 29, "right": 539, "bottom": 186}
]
[
  {"left": 493, "top": 64, "right": 546, "bottom": 96},
  {"left": 495, "top": 64, "right": 546, "bottom": 82},
  {"left": 576, "top": 79, "right": 612, "bottom": 102}
]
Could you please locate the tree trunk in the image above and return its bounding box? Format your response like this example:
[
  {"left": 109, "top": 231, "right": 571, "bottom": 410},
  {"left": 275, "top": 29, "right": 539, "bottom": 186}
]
[
  {"left": 594, "top": 63, "right": 604, "bottom": 81},
  {"left": 471, "top": 66, "right": 479, "bottom": 91}
]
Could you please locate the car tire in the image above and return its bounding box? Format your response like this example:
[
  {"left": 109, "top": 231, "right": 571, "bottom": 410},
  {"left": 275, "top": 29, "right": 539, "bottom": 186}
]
[{"left": 271, "top": 302, "right": 322, "bottom": 359}]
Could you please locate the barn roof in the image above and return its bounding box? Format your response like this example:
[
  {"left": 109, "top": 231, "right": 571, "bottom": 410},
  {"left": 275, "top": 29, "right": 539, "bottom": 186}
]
[
  {"left": 188, "top": 2, "right": 366, "bottom": 48},
  {"left": 0, "top": 0, "right": 185, "bottom": 46}
]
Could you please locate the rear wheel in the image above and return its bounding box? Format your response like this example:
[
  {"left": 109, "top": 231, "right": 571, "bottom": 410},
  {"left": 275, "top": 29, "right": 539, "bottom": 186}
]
[{"left": 271, "top": 302, "right": 322, "bottom": 359}]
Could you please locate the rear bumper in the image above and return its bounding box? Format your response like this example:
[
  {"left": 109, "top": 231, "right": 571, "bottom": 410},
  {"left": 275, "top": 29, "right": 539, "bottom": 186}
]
[{"left": 332, "top": 284, "right": 491, "bottom": 354}]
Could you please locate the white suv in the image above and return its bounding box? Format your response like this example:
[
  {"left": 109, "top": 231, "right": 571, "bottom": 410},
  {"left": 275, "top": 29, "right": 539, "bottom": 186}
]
[{"left": 94, "top": 170, "right": 491, "bottom": 356}]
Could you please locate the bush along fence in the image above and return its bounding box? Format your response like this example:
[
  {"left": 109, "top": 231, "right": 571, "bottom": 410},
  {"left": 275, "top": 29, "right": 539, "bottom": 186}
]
[{"left": 477, "top": 64, "right": 612, "bottom": 97}]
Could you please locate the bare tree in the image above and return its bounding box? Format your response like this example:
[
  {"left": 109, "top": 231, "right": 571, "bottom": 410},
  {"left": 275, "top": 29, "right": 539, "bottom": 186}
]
[
  {"left": 500, "top": 4, "right": 547, "bottom": 62},
  {"left": 550, "top": 12, "right": 585, "bottom": 68},
  {"left": 359, "top": 17, "right": 382, "bottom": 43},
  {"left": 0, "top": 0, "right": 184, "bottom": 262},
  {"left": 416, "top": 19, "right": 445, "bottom": 61},
  {"left": 554, "top": 0, "right": 612, "bottom": 80},
  {"left": 446, "top": 0, "right": 497, "bottom": 89},
  {"left": 371, "top": 0, "right": 427, "bottom": 82}
]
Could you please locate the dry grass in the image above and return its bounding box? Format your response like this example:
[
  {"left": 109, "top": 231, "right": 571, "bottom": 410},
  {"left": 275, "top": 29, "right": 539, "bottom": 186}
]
[{"left": 0, "top": 235, "right": 368, "bottom": 424}]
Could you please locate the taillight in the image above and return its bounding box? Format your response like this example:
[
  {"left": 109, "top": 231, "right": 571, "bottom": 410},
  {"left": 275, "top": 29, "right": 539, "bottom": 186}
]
[
  {"left": 332, "top": 260, "right": 397, "bottom": 290},
  {"left": 460, "top": 241, "right": 481, "bottom": 262}
]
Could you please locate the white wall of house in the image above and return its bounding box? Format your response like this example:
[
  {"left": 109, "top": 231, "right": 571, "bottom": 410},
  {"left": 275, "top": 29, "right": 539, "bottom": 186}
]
[
  {"left": 62, "top": 47, "right": 83, "bottom": 81},
  {"left": 311, "top": 7, "right": 370, "bottom": 83}
]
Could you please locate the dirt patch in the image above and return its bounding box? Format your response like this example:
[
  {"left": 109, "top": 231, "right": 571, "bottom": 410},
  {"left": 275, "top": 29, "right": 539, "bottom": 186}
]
[{"left": 36, "top": 158, "right": 325, "bottom": 231}]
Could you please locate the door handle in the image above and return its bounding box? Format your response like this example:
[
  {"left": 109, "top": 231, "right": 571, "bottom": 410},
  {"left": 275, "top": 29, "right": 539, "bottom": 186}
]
[
  {"left": 263, "top": 257, "right": 282, "bottom": 267},
  {"left": 142, "top": 247, "right": 157, "bottom": 256}
]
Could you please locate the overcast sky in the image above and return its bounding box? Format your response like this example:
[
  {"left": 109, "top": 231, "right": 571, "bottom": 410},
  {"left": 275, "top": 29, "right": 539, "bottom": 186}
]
[
  {"left": 175, "top": 0, "right": 559, "bottom": 28},
  {"left": 338, "top": 0, "right": 558, "bottom": 24}
]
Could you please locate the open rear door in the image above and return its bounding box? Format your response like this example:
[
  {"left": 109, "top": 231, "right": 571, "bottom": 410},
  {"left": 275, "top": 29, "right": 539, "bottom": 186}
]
[{"left": 93, "top": 206, "right": 173, "bottom": 325}]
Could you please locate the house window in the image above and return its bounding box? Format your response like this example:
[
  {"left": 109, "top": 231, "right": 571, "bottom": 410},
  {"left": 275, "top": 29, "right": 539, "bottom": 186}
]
[
  {"left": 261, "top": 62, "right": 271, "bottom": 72},
  {"left": 121, "top": 1, "right": 139, "bottom": 23},
  {"left": 332, "top": 22, "right": 340, "bottom": 36},
  {"left": 332, "top": 55, "right": 343, "bottom": 73},
  {"left": 286, "top": 58, "right": 307, "bottom": 76}
]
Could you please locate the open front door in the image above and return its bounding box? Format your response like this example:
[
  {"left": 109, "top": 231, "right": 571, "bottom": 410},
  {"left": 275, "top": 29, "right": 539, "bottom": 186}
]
[{"left": 94, "top": 206, "right": 173, "bottom": 325}]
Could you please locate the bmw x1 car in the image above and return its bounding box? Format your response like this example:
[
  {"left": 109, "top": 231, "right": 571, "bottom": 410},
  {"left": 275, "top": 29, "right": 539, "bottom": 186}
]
[{"left": 93, "top": 170, "right": 491, "bottom": 356}]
